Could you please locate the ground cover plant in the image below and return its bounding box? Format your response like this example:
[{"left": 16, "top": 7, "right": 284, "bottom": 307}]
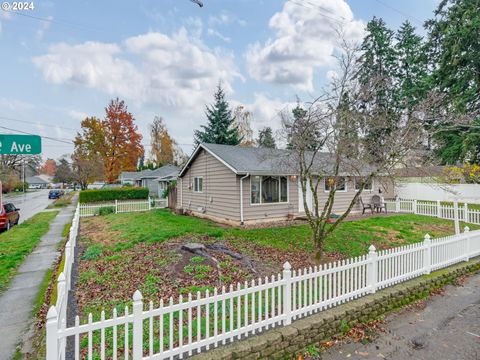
[{"left": 0, "top": 211, "right": 58, "bottom": 292}]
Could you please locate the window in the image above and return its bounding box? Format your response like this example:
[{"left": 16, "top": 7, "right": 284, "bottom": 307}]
[
  {"left": 193, "top": 177, "right": 203, "bottom": 192},
  {"left": 354, "top": 177, "right": 373, "bottom": 191},
  {"left": 251, "top": 176, "right": 288, "bottom": 204},
  {"left": 324, "top": 176, "right": 346, "bottom": 192}
]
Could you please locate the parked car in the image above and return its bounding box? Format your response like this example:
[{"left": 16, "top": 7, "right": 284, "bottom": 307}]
[
  {"left": 48, "top": 190, "right": 63, "bottom": 199},
  {"left": 0, "top": 203, "right": 20, "bottom": 231}
]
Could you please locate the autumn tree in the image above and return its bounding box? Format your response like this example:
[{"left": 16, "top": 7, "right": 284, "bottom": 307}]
[
  {"left": 150, "top": 116, "right": 175, "bottom": 167},
  {"left": 73, "top": 99, "right": 144, "bottom": 184},
  {"left": 233, "top": 106, "right": 255, "bottom": 147},
  {"left": 40, "top": 159, "right": 57, "bottom": 177},
  {"left": 257, "top": 127, "right": 276, "bottom": 149},
  {"left": 54, "top": 158, "right": 74, "bottom": 187}
]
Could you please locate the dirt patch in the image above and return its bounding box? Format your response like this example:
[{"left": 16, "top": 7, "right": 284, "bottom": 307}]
[{"left": 80, "top": 217, "right": 123, "bottom": 246}]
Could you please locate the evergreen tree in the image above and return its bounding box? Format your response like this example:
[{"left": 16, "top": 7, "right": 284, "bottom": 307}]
[
  {"left": 257, "top": 127, "right": 276, "bottom": 148},
  {"left": 194, "top": 85, "right": 241, "bottom": 146},
  {"left": 395, "top": 21, "right": 428, "bottom": 111},
  {"left": 426, "top": 0, "right": 480, "bottom": 164}
]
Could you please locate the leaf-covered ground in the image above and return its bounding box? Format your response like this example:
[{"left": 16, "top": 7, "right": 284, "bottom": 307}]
[{"left": 75, "top": 210, "right": 478, "bottom": 318}]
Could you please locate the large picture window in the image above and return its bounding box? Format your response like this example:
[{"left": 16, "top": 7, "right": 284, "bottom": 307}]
[
  {"left": 251, "top": 176, "right": 288, "bottom": 204},
  {"left": 324, "top": 176, "right": 346, "bottom": 192},
  {"left": 354, "top": 177, "right": 373, "bottom": 191}
]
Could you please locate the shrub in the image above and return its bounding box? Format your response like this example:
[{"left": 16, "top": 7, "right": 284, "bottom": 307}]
[
  {"left": 79, "top": 187, "right": 149, "bottom": 203},
  {"left": 98, "top": 206, "right": 115, "bottom": 216}
]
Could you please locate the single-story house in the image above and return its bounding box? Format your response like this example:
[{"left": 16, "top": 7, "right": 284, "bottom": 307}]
[
  {"left": 26, "top": 175, "right": 51, "bottom": 189},
  {"left": 395, "top": 166, "right": 445, "bottom": 183},
  {"left": 177, "top": 143, "right": 394, "bottom": 226},
  {"left": 119, "top": 165, "right": 180, "bottom": 197}
]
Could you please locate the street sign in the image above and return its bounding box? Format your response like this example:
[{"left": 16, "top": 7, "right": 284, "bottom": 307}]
[{"left": 0, "top": 134, "right": 42, "bottom": 155}]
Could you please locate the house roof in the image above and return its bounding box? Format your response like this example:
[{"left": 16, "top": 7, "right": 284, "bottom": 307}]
[
  {"left": 179, "top": 143, "right": 374, "bottom": 177},
  {"left": 395, "top": 166, "right": 444, "bottom": 178},
  {"left": 26, "top": 176, "right": 49, "bottom": 184},
  {"left": 120, "top": 165, "right": 180, "bottom": 181}
]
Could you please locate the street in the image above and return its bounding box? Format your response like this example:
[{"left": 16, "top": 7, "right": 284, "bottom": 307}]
[
  {"left": 2, "top": 189, "right": 53, "bottom": 224},
  {"left": 321, "top": 271, "right": 480, "bottom": 360}
]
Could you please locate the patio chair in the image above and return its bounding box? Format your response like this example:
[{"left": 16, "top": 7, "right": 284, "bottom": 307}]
[
  {"left": 372, "top": 195, "right": 387, "bottom": 213},
  {"left": 359, "top": 197, "right": 374, "bottom": 214}
]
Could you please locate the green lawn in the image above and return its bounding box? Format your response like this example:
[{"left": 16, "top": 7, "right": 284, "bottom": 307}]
[
  {"left": 0, "top": 211, "right": 59, "bottom": 292},
  {"left": 75, "top": 210, "right": 479, "bottom": 317}
]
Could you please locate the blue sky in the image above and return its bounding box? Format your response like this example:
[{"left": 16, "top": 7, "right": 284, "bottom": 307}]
[{"left": 0, "top": 0, "right": 438, "bottom": 160}]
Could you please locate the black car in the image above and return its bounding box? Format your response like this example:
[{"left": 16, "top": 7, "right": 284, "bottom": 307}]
[{"left": 48, "top": 190, "right": 63, "bottom": 199}]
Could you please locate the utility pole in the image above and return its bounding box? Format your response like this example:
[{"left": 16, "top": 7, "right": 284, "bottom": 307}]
[{"left": 22, "top": 156, "right": 26, "bottom": 194}]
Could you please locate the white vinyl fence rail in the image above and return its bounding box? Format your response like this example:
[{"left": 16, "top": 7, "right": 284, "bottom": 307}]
[
  {"left": 384, "top": 198, "right": 480, "bottom": 225},
  {"left": 79, "top": 197, "right": 168, "bottom": 217},
  {"left": 46, "top": 227, "right": 480, "bottom": 360}
]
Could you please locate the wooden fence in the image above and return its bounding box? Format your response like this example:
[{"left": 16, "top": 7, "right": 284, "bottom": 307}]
[{"left": 45, "top": 224, "right": 480, "bottom": 360}]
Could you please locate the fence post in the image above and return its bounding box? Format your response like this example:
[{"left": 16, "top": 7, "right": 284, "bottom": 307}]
[
  {"left": 423, "top": 234, "right": 431, "bottom": 274},
  {"left": 437, "top": 200, "right": 441, "bottom": 218},
  {"left": 115, "top": 200, "right": 118, "bottom": 214},
  {"left": 132, "top": 290, "right": 143, "bottom": 360},
  {"left": 413, "top": 199, "right": 417, "bottom": 214},
  {"left": 395, "top": 198, "right": 400, "bottom": 213},
  {"left": 464, "top": 226, "right": 470, "bottom": 261},
  {"left": 282, "top": 262, "right": 292, "bottom": 325},
  {"left": 46, "top": 306, "right": 58, "bottom": 360},
  {"left": 453, "top": 201, "right": 460, "bottom": 234},
  {"left": 367, "top": 245, "right": 377, "bottom": 294},
  {"left": 464, "top": 203, "right": 469, "bottom": 222},
  {"left": 148, "top": 196, "right": 151, "bottom": 211}
]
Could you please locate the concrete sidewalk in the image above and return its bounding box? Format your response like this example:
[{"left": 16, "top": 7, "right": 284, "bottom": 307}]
[{"left": 0, "top": 200, "right": 77, "bottom": 360}]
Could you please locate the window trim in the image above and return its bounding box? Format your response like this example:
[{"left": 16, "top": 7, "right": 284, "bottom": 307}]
[
  {"left": 323, "top": 176, "right": 347, "bottom": 193},
  {"left": 354, "top": 177, "right": 374, "bottom": 192},
  {"left": 250, "top": 175, "right": 289, "bottom": 206},
  {"left": 193, "top": 177, "right": 203, "bottom": 193}
]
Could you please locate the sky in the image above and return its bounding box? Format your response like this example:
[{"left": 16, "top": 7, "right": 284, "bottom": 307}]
[{"left": 0, "top": 0, "right": 438, "bottom": 161}]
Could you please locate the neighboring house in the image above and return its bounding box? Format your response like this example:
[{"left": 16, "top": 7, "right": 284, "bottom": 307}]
[
  {"left": 395, "top": 166, "right": 445, "bottom": 183},
  {"left": 177, "top": 143, "right": 394, "bottom": 226},
  {"left": 119, "top": 165, "right": 180, "bottom": 197},
  {"left": 26, "top": 175, "right": 50, "bottom": 189}
]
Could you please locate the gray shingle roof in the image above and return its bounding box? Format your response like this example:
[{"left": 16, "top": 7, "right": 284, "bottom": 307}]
[
  {"left": 26, "top": 176, "right": 49, "bottom": 184},
  {"left": 120, "top": 165, "right": 180, "bottom": 181},
  {"left": 180, "top": 143, "right": 370, "bottom": 176}
]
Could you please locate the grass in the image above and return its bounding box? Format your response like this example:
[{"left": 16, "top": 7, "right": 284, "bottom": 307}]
[
  {"left": 47, "top": 191, "right": 77, "bottom": 208},
  {"left": 0, "top": 211, "right": 59, "bottom": 292}
]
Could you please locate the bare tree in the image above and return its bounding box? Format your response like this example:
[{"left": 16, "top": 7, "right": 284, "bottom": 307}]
[{"left": 281, "top": 37, "right": 424, "bottom": 261}]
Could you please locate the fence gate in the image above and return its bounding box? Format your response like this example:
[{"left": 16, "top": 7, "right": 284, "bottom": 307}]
[{"left": 168, "top": 186, "right": 177, "bottom": 209}]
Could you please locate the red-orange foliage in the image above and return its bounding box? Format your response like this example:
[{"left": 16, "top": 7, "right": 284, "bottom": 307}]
[
  {"left": 73, "top": 98, "right": 144, "bottom": 184},
  {"left": 40, "top": 159, "right": 56, "bottom": 176}
]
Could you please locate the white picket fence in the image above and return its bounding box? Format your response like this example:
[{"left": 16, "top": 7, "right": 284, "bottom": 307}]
[
  {"left": 50, "top": 203, "right": 80, "bottom": 360},
  {"left": 79, "top": 197, "right": 168, "bottom": 217},
  {"left": 46, "top": 226, "right": 480, "bottom": 360},
  {"left": 384, "top": 198, "right": 480, "bottom": 225}
]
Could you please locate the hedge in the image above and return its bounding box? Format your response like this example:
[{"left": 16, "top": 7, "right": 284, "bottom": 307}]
[{"left": 79, "top": 187, "right": 149, "bottom": 203}]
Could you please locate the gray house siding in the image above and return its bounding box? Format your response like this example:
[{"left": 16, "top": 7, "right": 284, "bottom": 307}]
[
  {"left": 242, "top": 176, "right": 299, "bottom": 222},
  {"left": 181, "top": 149, "right": 240, "bottom": 222}
]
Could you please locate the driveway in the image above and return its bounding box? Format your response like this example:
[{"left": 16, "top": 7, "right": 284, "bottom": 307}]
[
  {"left": 2, "top": 189, "right": 53, "bottom": 223},
  {"left": 321, "top": 270, "right": 480, "bottom": 360}
]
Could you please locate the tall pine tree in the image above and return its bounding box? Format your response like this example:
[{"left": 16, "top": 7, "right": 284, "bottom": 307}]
[
  {"left": 194, "top": 85, "right": 241, "bottom": 146},
  {"left": 257, "top": 127, "right": 276, "bottom": 148}
]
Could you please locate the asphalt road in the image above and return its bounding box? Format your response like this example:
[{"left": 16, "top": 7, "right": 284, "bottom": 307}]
[
  {"left": 2, "top": 189, "right": 53, "bottom": 224},
  {"left": 321, "top": 270, "right": 480, "bottom": 360}
]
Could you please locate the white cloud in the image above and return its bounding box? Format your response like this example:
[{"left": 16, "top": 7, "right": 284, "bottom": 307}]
[
  {"left": 208, "top": 12, "right": 246, "bottom": 27},
  {"left": 32, "top": 28, "right": 241, "bottom": 109},
  {"left": 246, "top": 0, "right": 364, "bottom": 91},
  {"left": 36, "top": 16, "right": 53, "bottom": 40},
  {"left": 68, "top": 110, "right": 89, "bottom": 121},
  {"left": 207, "top": 28, "right": 231, "bottom": 43}
]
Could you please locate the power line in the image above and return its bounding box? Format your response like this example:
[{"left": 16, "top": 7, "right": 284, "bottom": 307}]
[
  {"left": 373, "top": 0, "right": 424, "bottom": 26},
  {"left": 288, "top": 0, "right": 351, "bottom": 26},
  {"left": 0, "top": 115, "right": 79, "bottom": 132},
  {"left": 0, "top": 125, "right": 73, "bottom": 144}
]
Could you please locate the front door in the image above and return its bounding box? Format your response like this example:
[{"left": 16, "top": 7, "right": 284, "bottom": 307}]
[{"left": 298, "top": 179, "right": 313, "bottom": 213}]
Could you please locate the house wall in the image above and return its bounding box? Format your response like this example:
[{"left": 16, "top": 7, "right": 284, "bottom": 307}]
[
  {"left": 241, "top": 176, "right": 299, "bottom": 223},
  {"left": 315, "top": 177, "right": 395, "bottom": 214},
  {"left": 180, "top": 149, "right": 240, "bottom": 222},
  {"left": 395, "top": 182, "right": 480, "bottom": 203}
]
